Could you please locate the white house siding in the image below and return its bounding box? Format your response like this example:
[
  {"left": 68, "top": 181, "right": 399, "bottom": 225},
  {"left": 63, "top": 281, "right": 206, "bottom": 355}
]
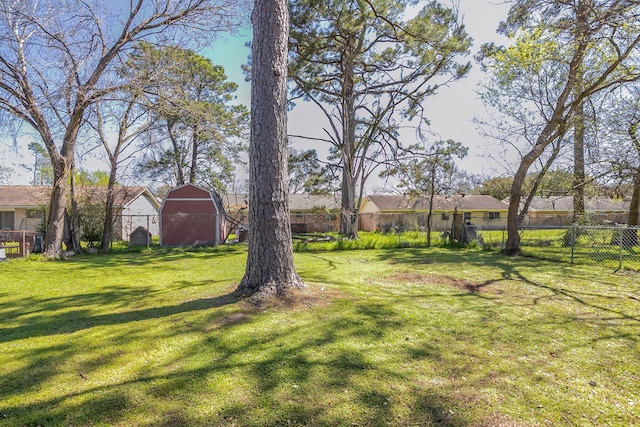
[{"left": 121, "top": 195, "right": 160, "bottom": 238}]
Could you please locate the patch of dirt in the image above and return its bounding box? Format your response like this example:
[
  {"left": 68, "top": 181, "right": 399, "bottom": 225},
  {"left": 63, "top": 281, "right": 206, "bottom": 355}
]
[
  {"left": 204, "top": 284, "right": 341, "bottom": 332},
  {"left": 618, "top": 269, "right": 640, "bottom": 276},
  {"left": 248, "top": 284, "right": 340, "bottom": 311},
  {"left": 385, "top": 272, "right": 497, "bottom": 294}
]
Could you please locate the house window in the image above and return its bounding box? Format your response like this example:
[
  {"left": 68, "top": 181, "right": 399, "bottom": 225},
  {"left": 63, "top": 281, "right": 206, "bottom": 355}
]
[
  {"left": 0, "top": 211, "right": 14, "bottom": 230},
  {"left": 441, "top": 212, "right": 450, "bottom": 221},
  {"left": 27, "top": 209, "right": 45, "bottom": 220},
  {"left": 487, "top": 212, "right": 500, "bottom": 220},
  {"left": 324, "top": 214, "right": 337, "bottom": 221},
  {"left": 463, "top": 212, "right": 471, "bottom": 221}
]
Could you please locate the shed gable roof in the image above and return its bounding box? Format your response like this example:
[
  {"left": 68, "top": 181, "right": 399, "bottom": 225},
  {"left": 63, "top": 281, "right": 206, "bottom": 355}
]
[
  {"left": 161, "top": 184, "right": 225, "bottom": 216},
  {"left": 166, "top": 183, "right": 213, "bottom": 199}
]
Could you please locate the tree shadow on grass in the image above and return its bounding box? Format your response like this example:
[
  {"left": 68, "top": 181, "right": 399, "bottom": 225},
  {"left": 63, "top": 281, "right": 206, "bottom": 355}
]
[
  {"left": 0, "top": 283, "right": 482, "bottom": 427},
  {"left": 375, "top": 247, "right": 640, "bottom": 320},
  {"left": 68, "top": 246, "right": 247, "bottom": 268},
  {"left": 3, "top": 248, "right": 638, "bottom": 426},
  {"left": 0, "top": 290, "right": 241, "bottom": 343}
]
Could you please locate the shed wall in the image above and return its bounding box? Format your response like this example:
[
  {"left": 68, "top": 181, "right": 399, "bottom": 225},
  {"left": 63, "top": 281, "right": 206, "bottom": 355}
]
[{"left": 160, "top": 185, "right": 227, "bottom": 246}]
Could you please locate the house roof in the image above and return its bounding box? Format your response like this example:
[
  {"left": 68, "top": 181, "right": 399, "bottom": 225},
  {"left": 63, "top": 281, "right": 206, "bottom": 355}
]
[
  {"left": 0, "top": 186, "right": 51, "bottom": 208},
  {"left": 362, "top": 194, "right": 507, "bottom": 212},
  {"left": 222, "top": 193, "right": 341, "bottom": 212},
  {"left": 521, "top": 196, "right": 629, "bottom": 213},
  {"left": 0, "top": 185, "right": 160, "bottom": 210},
  {"left": 289, "top": 194, "right": 341, "bottom": 211},
  {"left": 221, "top": 194, "right": 249, "bottom": 211}
]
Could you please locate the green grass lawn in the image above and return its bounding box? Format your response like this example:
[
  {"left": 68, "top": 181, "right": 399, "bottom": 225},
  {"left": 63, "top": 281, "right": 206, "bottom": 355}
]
[{"left": 1, "top": 246, "right": 639, "bottom": 426}]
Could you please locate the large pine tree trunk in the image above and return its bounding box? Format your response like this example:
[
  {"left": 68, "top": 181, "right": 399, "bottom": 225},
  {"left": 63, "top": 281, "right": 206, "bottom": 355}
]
[
  {"left": 340, "top": 38, "right": 359, "bottom": 239},
  {"left": 572, "top": 3, "right": 587, "bottom": 227},
  {"left": 236, "top": 0, "right": 303, "bottom": 299}
]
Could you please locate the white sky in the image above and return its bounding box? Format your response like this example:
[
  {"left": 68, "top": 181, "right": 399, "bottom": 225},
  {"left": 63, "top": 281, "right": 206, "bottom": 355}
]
[
  {"left": 426, "top": 0, "right": 511, "bottom": 176},
  {"left": 1, "top": 0, "right": 512, "bottom": 189}
]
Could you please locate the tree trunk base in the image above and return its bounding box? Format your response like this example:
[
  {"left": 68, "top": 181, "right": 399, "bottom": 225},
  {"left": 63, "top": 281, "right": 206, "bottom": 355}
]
[
  {"left": 235, "top": 277, "right": 305, "bottom": 301},
  {"left": 611, "top": 229, "right": 638, "bottom": 248},
  {"left": 502, "top": 246, "right": 520, "bottom": 256}
]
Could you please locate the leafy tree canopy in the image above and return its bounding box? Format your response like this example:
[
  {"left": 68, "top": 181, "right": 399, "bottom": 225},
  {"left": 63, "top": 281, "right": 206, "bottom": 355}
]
[
  {"left": 123, "top": 42, "right": 249, "bottom": 191},
  {"left": 288, "top": 0, "right": 472, "bottom": 236},
  {"left": 288, "top": 148, "right": 337, "bottom": 195}
]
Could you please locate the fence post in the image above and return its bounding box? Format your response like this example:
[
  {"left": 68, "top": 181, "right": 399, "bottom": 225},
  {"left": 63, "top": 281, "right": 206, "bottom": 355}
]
[
  {"left": 619, "top": 226, "right": 624, "bottom": 271},
  {"left": 570, "top": 225, "right": 576, "bottom": 264}
]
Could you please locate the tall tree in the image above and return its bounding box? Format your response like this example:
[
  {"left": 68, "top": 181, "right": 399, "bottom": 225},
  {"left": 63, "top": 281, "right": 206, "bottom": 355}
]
[
  {"left": 25, "top": 141, "right": 53, "bottom": 186},
  {"left": 125, "top": 43, "right": 249, "bottom": 191},
  {"left": 383, "top": 139, "right": 467, "bottom": 246},
  {"left": 596, "top": 83, "right": 640, "bottom": 238},
  {"left": 288, "top": 0, "right": 471, "bottom": 238},
  {"left": 0, "top": 0, "right": 246, "bottom": 257},
  {"left": 480, "top": 0, "right": 640, "bottom": 255},
  {"left": 0, "top": 164, "right": 12, "bottom": 185},
  {"left": 627, "top": 119, "right": 640, "bottom": 230},
  {"left": 88, "top": 91, "right": 153, "bottom": 252},
  {"left": 572, "top": 1, "right": 589, "bottom": 225},
  {"left": 288, "top": 148, "right": 337, "bottom": 195},
  {"left": 236, "top": 0, "right": 303, "bottom": 298}
]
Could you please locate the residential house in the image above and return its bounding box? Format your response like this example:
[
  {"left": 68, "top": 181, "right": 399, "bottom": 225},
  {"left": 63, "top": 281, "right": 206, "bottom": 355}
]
[
  {"left": 359, "top": 194, "right": 508, "bottom": 232},
  {"left": 0, "top": 185, "right": 161, "bottom": 239},
  {"left": 0, "top": 186, "right": 50, "bottom": 231},
  {"left": 222, "top": 193, "right": 341, "bottom": 233},
  {"left": 289, "top": 193, "right": 341, "bottom": 232},
  {"left": 518, "top": 196, "right": 630, "bottom": 226}
]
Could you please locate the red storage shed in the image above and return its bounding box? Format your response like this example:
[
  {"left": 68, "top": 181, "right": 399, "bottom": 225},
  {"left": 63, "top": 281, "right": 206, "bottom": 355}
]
[{"left": 160, "top": 184, "right": 227, "bottom": 246}]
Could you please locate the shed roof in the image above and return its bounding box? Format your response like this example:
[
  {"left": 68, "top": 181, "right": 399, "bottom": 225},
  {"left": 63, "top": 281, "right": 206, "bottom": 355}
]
[
  {"left": 363, "top": 194, "right": 507, "bottom": 212},
  {"left": 0, "top": 185, "right": 158, "bottom": 209},
  {"left": 162, "top": 184, "right": 225, "bottom": 215}
]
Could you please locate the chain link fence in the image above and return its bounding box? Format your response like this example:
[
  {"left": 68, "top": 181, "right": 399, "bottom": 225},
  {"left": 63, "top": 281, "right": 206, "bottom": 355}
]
[
  {"left": 0, "top": 229, "right": 43, "bottom": 260},
  {"left": 478, "top": 225, "right": 640, "bottom": 271}
]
